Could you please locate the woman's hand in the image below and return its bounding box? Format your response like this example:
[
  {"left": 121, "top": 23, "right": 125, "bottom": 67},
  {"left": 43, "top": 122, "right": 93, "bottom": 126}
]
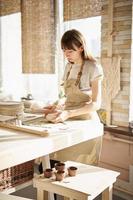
[
  {"left": 43, "top": 105, "right": 57, "bottom": 116},
  {"left": 43, "top": 103, "right": 65, "bottom": 116},
  {"left": 46, "top": 110, "right": 69, "bottom": 123}
]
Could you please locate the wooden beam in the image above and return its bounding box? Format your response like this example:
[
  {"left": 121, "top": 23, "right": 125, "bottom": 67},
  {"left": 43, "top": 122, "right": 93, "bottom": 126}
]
[{"left": 107, "top": 0, "right": 113, "bottom": 57}]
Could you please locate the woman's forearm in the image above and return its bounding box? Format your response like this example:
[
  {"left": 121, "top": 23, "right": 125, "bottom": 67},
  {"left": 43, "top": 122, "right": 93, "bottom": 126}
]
[{"left": 67, "top": 101, "right": 101, "bottom": 118}]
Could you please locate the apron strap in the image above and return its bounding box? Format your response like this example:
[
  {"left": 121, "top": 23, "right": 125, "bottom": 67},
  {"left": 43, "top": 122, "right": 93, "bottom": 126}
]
[
  {"left": 65, "top": 62, "right": 84, "bottom": 86},
  {"left": 75, "top": 62, "right": 84, "bottom": 86}
]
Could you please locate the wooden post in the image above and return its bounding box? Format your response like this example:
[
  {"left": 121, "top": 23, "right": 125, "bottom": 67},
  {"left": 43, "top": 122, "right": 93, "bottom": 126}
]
[
  {"left": 107, "top": 0, "right": 113, "bottom": 58},
  {"left": 106, "top": 0, "right": 113, "bottom": 125}
]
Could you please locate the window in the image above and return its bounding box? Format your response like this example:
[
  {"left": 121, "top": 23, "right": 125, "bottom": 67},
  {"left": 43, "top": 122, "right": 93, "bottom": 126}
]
[
  {"left": 63, "top": 16, "right": 101, "bottom": 58},
  {"left": 0, "top": 13, "right": 58, "bottom": 103}
]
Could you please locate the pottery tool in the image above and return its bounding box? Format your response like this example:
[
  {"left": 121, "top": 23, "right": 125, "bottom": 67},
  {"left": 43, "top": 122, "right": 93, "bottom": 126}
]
[{"left": 0, "top": 122, "right": 48, "bottom": 137}]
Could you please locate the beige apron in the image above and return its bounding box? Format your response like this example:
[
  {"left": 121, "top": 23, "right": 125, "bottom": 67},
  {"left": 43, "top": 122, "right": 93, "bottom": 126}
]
[{"left": 50, "top": 63, "right": 102, "bottom": 165}]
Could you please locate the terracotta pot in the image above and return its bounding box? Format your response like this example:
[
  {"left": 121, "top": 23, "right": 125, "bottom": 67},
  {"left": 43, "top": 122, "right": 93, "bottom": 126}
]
[
  {"left": 44, "top": 168, "right": 53, "bottom": 178},
  {"left": 55, "top": 170, "right": 65, "bottom": 181},
  {"left": 55, "top": 162, "right": 65, "bottom": 171},
  {"left": 68, "top": 166, "right": 78, "bottom": 176}
]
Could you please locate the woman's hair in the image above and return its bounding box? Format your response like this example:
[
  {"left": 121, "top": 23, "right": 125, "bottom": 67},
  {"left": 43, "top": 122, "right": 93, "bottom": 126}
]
[{"left": 61, "top": 29, "right": 96, "bottom": 62}]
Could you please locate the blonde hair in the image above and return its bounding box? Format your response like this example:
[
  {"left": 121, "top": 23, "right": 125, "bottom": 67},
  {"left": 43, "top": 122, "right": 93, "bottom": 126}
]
[{"left": 61, "top": 29, "right": 96, "bottom": 62}]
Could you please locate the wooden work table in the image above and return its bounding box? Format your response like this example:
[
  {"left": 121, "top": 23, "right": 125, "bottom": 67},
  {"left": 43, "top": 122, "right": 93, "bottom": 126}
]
[{"left": 0, "top": 119, "right": 103, "bottom": 171}]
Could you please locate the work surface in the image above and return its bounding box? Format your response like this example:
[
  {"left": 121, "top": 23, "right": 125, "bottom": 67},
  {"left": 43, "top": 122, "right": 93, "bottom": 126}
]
[{"left": 0, "top": 119, "right": 103, "bottom": 170}]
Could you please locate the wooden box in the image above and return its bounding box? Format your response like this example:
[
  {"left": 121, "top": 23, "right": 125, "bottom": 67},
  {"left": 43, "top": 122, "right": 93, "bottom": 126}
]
[
  {"left": 0, "top": 160, "right": 34, "bottom": 191},
  {"left": 99, "top": 129, "right": 133, "bottom": 181}
]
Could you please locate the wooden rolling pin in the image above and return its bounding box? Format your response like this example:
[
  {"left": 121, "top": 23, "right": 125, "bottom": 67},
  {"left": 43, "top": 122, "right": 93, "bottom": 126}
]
[{"left": 0, "top": 122, "right": 48, "bottom": 137}]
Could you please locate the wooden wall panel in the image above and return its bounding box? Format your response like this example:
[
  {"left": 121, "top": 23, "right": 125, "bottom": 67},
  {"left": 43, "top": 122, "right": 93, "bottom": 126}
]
[{"left": 101, "top": 0, "right": 132, "bottom": 126}]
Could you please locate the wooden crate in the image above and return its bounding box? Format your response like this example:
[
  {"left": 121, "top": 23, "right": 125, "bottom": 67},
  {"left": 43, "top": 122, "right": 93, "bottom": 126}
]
[
  {"left": 99, "top": 132, "right": 133, "bottom": 181},
  {"left": 0, "top": 160, "right": 34, "bottom": 191}
]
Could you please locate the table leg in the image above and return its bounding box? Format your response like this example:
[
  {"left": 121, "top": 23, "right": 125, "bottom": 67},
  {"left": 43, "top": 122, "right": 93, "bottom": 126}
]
[
  {"left": 41, "top": 155, "right": 54, "bottom": 200},
  {"left": 37, "top": 189, "right": 48, "bottom": 200},
  {"left": 41, "top": 154, "right": 51, "bottom": 169},
  {"left": 102, "top": 185, "right": 113, "bottom": 200},
  {"left": 63, "top": 197, "right": 73, "bottom": 200}
]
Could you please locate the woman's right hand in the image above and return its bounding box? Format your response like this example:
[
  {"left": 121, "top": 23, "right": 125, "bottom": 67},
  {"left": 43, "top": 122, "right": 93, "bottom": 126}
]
[{"left": 43, "top": 105, "right": 57, "bottom": 116}]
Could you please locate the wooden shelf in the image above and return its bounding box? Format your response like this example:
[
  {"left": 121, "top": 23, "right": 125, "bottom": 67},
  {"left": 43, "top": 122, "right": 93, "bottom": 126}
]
[{"left": 104, "top": 126, "right": 133, "bottom": 137}]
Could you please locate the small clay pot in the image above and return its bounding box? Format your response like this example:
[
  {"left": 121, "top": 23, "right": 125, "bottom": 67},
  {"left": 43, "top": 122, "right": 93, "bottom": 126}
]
[
  {"left": 55, "top": 162, "right": 65, "bottom": 171},
  {"left": 68, "top": 166, "right": 78, "bottom": 176},
  {"left": 44, "top": 168, "right": 53, "bottom": 178},
  {"left": 55, "top": 170, "right": 65, "bottom": 181}
]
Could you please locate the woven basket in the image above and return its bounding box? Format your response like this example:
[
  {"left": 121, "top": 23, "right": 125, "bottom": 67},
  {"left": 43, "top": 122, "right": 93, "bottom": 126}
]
[{"left": 0, "top": 160, "right": 34, "bottom": 191}]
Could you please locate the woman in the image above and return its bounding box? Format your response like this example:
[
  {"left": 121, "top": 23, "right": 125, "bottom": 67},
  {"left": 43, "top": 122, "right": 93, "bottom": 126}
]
[
  {"left": 44, "top": 29, "right": 103, "bottom": 165},
  {"left": 44, "top": 29, "right": 103, "bottom": 123}
]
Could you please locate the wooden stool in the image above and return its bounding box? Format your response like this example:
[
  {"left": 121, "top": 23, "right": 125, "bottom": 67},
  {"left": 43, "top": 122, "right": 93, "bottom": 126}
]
[{"left": 33, "top": 161, "right": 120, "bottom": 200}]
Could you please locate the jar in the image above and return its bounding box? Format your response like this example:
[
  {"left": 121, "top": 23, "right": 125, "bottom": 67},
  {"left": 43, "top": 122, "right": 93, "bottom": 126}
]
[
  {"left": 55, "top": 162, "right": 65, "bottom": 171},
  {"left": 55, "top": 170, "right": 65, "bottom": 181},
  {"left": 44, "top": 168, "right": 53, "bottom": 178},
  {"left": 68, "top": 166, "right": 78, "bottom": 176}
]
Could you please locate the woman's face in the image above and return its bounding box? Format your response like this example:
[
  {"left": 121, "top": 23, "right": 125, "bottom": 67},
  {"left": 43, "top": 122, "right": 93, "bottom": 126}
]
[{"left": 63, "top": 46, "right": 83, "bottom": 63}]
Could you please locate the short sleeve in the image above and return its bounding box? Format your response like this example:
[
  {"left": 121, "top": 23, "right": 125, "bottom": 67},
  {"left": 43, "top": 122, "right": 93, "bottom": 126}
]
[{"left": 90, "top": 64, "right": 103, "bottom": 82}]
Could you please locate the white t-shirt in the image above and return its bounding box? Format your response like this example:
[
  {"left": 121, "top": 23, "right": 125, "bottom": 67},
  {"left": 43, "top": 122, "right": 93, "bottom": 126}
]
[{"left": 63, "top": 60, "right": 103, "bottom": 91}]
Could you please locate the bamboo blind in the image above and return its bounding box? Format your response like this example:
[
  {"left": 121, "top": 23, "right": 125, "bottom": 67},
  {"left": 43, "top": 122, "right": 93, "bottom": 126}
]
[
  {"left": 64, "top": 0, "right": 101, "bottom": 21},
  {"left": 0, "top": 0, "right": 21, "bottom": 16},
  {"left": 21, "top": 0, "right": 55, "bottom": 73}
]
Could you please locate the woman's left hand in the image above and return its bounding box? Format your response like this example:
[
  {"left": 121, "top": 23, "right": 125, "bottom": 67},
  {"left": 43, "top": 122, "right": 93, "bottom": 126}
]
[{"left": 46, "top": 110, "right": 69, "bottom": 123}]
